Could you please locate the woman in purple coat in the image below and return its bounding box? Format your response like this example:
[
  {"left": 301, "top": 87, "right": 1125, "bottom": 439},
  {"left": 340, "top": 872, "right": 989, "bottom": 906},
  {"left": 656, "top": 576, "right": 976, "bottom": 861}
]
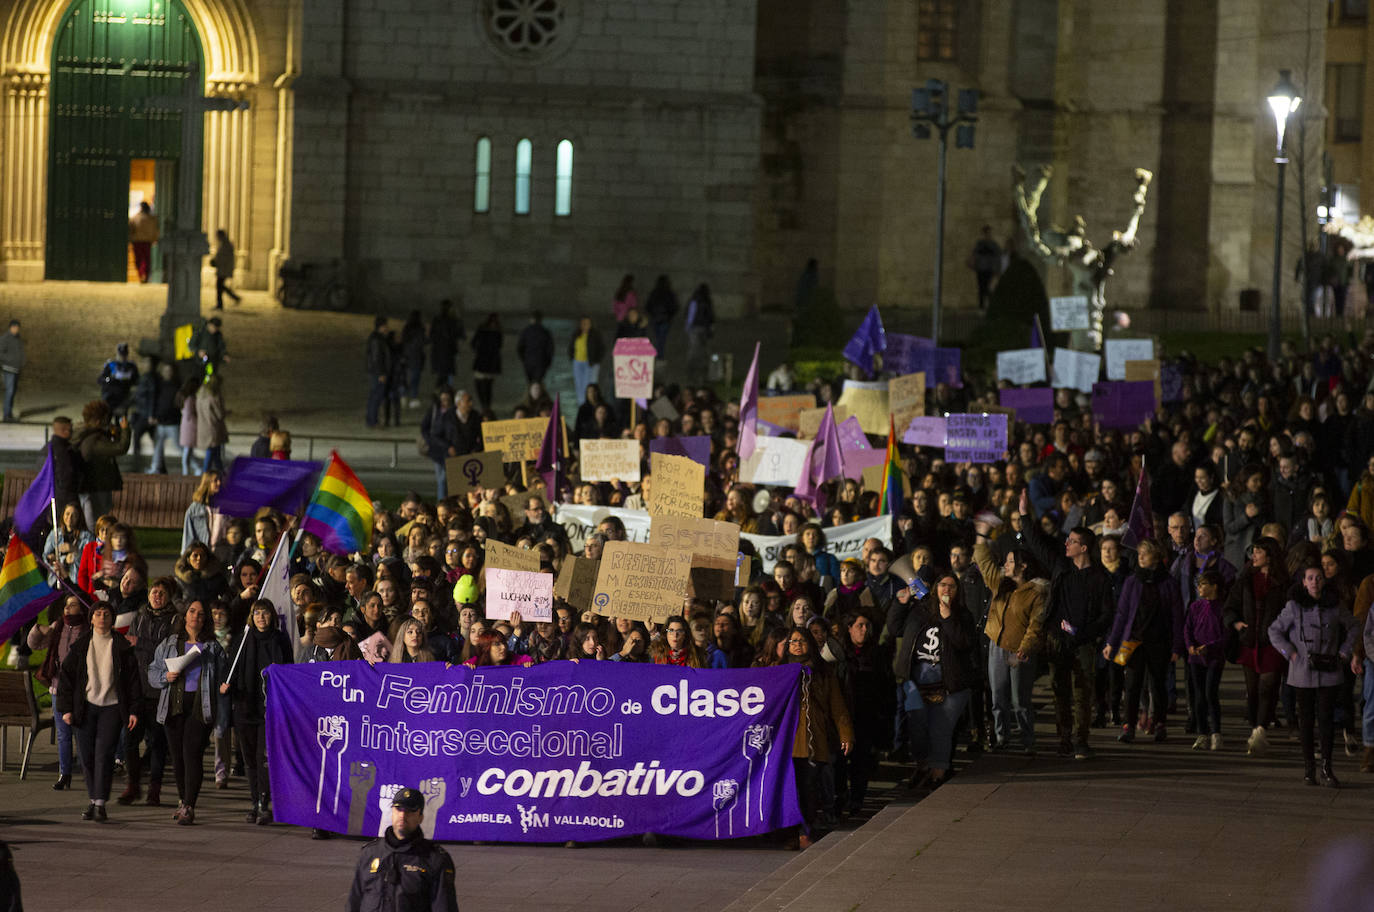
[
  {"left": 1268, "top": 564, "right": 1359, "bottom": 788},
  {"left": 1103, "top": 540, "right": 1184, "bottom": 744}
]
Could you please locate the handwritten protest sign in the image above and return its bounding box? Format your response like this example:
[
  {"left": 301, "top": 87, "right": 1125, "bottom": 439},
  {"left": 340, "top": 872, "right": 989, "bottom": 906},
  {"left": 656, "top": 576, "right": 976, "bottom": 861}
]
[
  {"left": 481, "top": 417, "right": 547, "bottom": 462},
  {"left": 996, "top": 348, "right": 1048, "bottom": 385},
  {"left": 445, "top": 451, "right": 504, "bottom": 493},
  {"left": 648, "top": 452, "right": 704, "bottom": 518},
  {"left": 482, "top": 539, "right": 541, "bottom": 573},
  {"left": 612, "top": 338, "right": 656, "bottom": 400},
  {"left": 888, "top": 372, "right": 926, "bottom": 427},
  {"left": 651, "top": 514, "right": 740, "bottom": 600},
  {"left": 1050, "top": 295, "right": 1091, "bottom": 331},
  {"left": 999, "top": 387, "right": 1055, "bottom": 424},
  {"left": 903, "top": 415, "right": 948, "bottom": 448},
  {"left": 837, "top": 380, "right": 890, "bottom": 434},
  {"left": 739, "top": 436, "right": 810, "bottom": 487},
  {"left": 945, "top": 413, "right": 1008, "bottom": 463},
  {"left": 757, "top": 394, "right": 817, "bottom": 434},
  {"left": 554, "top": 555, "right": 600, "bottom": 609},
  {"left": 579, "top": 439, "right": 640, "bottom": 482},
  {"left": 592, "top": 541, "right": 693, "bottom": 622},
  {"left": 485, "top": 568, "right": 553, "bottom": 622},
  {"left": 798, "top": 404, "right": 851, "bottom": 439},
  {"left": 1105, "top": 338, "right": 1154, "bottom": 380},
  {"left": 1051, "top": 348, "right": 1101, "bottom": 393}
]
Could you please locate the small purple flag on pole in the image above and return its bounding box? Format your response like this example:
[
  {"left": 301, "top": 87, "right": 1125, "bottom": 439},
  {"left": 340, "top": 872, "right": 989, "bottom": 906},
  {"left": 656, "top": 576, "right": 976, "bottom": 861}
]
[
  {"left": 1122, "top": 460, "right": 1154, "bottom": 549},
  {"left": 13, "top": 447, "right": 54, "bottom": 535},
  {"left": 795, "top": 404, "right": 844, "bottom": 505},
  {"left": 1030, "top": 313, "right": 1046, "bottom": 350},
  {"left": 738, "top": 342, "right": 761, "bottom": 461},
  {"left": 842, "top": 305, "right": 886, "bottom": 375},
  {"left": 536, "top": 396, "right": 569, "bottom": 501}
]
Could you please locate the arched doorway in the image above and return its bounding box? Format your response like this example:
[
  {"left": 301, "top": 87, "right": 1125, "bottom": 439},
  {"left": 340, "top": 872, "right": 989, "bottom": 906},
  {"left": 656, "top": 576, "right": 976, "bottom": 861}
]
[{"left": 45, "top": 0, "right": 203, "bottom": 281}]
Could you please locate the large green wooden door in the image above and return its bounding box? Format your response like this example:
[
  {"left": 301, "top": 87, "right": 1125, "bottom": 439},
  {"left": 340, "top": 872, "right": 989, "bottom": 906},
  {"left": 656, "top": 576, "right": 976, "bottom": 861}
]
[{"left": 47, "top": 0, "right": 202, "bottom": 281}]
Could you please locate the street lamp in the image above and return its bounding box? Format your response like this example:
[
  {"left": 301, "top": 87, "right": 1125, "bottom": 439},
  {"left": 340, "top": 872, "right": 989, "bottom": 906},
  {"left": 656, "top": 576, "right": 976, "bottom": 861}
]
[
  {"left": 911, "top": 79, "right": 977, "bottom": 345},
  {"left": 1267, "top": 69, "right": 1301, "bottom": 360}
]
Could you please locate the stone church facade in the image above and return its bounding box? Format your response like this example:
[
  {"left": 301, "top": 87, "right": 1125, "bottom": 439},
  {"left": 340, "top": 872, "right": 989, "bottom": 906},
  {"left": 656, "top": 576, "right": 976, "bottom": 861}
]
[{"left": 0, "top": 0, "right": 1329, "bottom": 321}]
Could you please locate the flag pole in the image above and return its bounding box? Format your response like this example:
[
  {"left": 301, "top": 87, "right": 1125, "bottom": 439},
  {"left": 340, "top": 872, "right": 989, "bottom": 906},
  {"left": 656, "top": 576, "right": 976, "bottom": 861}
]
[{"left": 225, "top": 622, "right": 252, "bottom": 681}]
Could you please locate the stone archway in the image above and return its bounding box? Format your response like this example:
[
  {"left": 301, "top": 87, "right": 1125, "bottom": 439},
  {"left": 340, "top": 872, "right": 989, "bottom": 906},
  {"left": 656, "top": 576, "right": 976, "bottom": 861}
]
[{"left": 0, "top": 0, "right": 259, "bottom": 280}]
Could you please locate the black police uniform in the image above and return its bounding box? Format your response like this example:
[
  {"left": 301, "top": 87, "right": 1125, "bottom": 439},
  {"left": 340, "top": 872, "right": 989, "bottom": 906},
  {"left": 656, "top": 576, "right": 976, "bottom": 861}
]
[{"left": 346, "top": 788, "right": 458, "bottom": 912}]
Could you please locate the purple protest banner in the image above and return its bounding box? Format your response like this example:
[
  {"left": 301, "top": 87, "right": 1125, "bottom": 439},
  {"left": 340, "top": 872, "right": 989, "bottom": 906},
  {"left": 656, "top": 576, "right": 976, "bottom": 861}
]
[
  {"left": 999, "top": 388, "right": 1055, "bottom": 424},
  {"left": 945, "top": 413, "right": 1008, "bottom": 463},
  {"left": 882, "top": 333, "right": 934, "bottom": 375},
  {"left": 649, "top": 435, "right": 712, "bottom": 468},
  {"left": 836, "top": 415, "right": 870, "bottom": 451},
  {"left": 266, "top": 661, "right": 803, "bottom": 842},
  {"left": 1091, "top": 381, "right": 1157, "bottom": 429},
  {"left": 903, "top": 416, "right": 947, "bottom": 448}
]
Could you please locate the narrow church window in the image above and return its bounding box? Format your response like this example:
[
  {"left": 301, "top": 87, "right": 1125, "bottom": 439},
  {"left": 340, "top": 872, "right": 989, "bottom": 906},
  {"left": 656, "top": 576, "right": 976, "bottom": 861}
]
[
  {"left": 917, "top": 0, "right": 957, "bottom": 62},
  {"left": 515, "top": 138, "right": 532, "bottom": 215},
  {"left": 474, "top": 137, "right": 491, "bottom": 213},
  {"left": 555, "top": 140, "right": 573, "bottom": 216}
]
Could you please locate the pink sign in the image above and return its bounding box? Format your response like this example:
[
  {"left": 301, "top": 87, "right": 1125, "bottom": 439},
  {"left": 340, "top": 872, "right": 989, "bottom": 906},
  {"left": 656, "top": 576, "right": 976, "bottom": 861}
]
[
  {"left": 836, "top": 415, "right": 870, "bottom": 451},
  {"left": 842, "top": 447, "right": 887, "bottom": 481},
  {"left": 613, "top": 338, "right": 657, "bottom": 400},
  {"left": 903, "top": 416, "right": 947, "bottom": 448}
]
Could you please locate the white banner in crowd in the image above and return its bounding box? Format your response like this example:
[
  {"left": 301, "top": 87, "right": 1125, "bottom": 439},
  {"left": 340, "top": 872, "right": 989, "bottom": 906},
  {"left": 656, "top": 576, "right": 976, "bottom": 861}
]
[
  {"left": 996, "top": 348, "right": 1047, "bottom": 385},
  {"left": 1104, "top": 338, "right": 1154, "bottom": 381},
  {"left": 1051, "top": 348, "right": 1101, "bottom": 393},
  {"left": 553, "top": 505, "right": 892, "bottom": 575},
  {"left": 1049, "top": 295, "right": 1091, "bottom": 330},
  {"left": 739, "top": 436, "right": 811, "bottom": 487}
]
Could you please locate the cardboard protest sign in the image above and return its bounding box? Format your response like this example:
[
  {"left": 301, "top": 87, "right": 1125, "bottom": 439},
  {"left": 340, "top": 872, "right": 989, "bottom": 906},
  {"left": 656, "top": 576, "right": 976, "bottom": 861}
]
[
  {"left": 1051, "top": 348, "right": 1101, "bottom": 393},
  {"left": 1104, "top": 338, "right": 1154, "bottom": 381},
  {"left": 739, "top": 435, "right": 810, "bottom": 487},
  {"left": 612, "top": 337, "right": 656, "bottom": 400},
  {"left": 651, "top": 514, "right": 740, "bottom": 601},
  {"left": 837, "top": 379, "right": 890, "bottom": 434},
  {"left": 579, "top": 439, "right": 641, "bottom": 482},
  {"left": 996, "top": 349, "right": 1048, "bottom": 385},
  {"left": 648, "top": 435, "right": 711, "bottom": 468},
  {"left": 485, "top": 568, "right": 554, "bottom": 622},
  {"left": 1049, "top": 295, "right": 1091, "bottom": 330},
  {"left": 647, "top": 452, "right": 704, "bottom": 518},
  {"left": 649, "top": 396, "right": 680, "bottom": 422},
  {"left": 446, "top": 451, "right": 504, "bottom": 493},
  {"left": 944, "top": 413, "right": 1008, "bottom": 463},
  {"left": 1124, "top": 358, "right": 1162, "bottom": 403},
  {"left": 499, "top": 488, "right": 544, "bottom": 520},
  {"left": 481, "top": 417, "right": 547, "bottom": 462},
  {"left": 554, "top": 555, "right": 600, "bottom": 609},
  {"left": 757, "top": 394, "right": 817, "bottom": 434},
  {"left": 999, "top": 387, "right": 1055, "bottom": 424},
  {"left": 903, "top": 415, "right": 947, "bottom": 448},
  {"left": 888, "top": 372, "right": 926, "bottom": 426},
  {"left": 592, "top": 541, "right": 694, "bottom": 622},
  {"left": 482, "top": 539, "right": 541, "bottom": 573},
  {"left": 798, "top": 404, "right": 851, "bottom": 439}
]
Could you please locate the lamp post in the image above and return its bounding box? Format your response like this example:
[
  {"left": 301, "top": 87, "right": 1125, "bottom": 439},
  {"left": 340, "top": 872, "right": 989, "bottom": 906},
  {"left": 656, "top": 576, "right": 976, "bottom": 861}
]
[
  {"left": 1267, "top": 69, "right": 1301, "bottom": 361},
  {"left": 911, "top": 79, "right": 977, "bottom": 346}
]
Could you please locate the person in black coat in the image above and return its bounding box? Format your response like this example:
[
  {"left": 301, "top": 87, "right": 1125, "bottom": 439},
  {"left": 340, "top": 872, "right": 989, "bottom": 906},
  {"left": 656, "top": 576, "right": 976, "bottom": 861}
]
[
  {"left": 49, "top": 417, "right": 79, "bottom": 522},
  {"left": 365, "top": 316, "right": 391, "bottom": 429},
  {"left": 346, "top": 787, "right": 459, "bottom": 912},
  {"left": 470, "top": 314, "right": 502, "bottom": 412},
  {"left": 57, "top": 603, "right": 140, "bottom": 821},
  {"left": 220, "top": 599, "right": 294, "bottom": 825},
  {"left": 400, "top": 310, "right": 427, "bottom": 407},
  {"left": 516, "top": 311, "right": 554, "bottom": 384},
  {"left": 429, "top": 299, "right": 463, "bottom": 390},
  {"left": 833, "top": 612, "right": 894, "bottom": 814},
  {"left": 420, "top": 389, "right": 481, "bottom": 501}
]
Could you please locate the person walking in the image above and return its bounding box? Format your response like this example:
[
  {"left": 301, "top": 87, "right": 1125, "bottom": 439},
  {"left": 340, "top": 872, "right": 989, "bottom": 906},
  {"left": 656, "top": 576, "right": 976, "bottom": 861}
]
[
  {"left": 195, "top": 374, "right": 228, "bottom": 473},
  {"left": 470, "top": 314, "right": 503, "bottom": 412},
  {"left": 644, "top": 275, "right": 677, "bottom": 358},
  {"left": 967, "top": 225, "right": 1003, "bottom": 310},
  {"left": 119, "top": 577, "right": 180, "bottom": 806},
  {"left": 612, "top": 273, "right": 637, "bottom": 322},
  {"left": 346, "top": 787, "right": 458, "bottom": 912},
  {"left": 149, "top": 600, "right": 229, "bottom": 824},
  {"left": 1223, "top": 536, "right": 1289, "bottom": 756},
  {"left": 1269, "top": 564, "right": 1359, "bottom": 786},
  {"left": 0, "top": 319, "right": 23, "bottom": 422},
  {"left": 569, "top": 316, "right": 603, "bottom": 406},
  {"left": 365, "top": 316, "right": 390, "bottom": 428},
  {"left": 973, "top": 523, "right": 1047, "bottom": 754},
  {"left": 212, "top": 229, "right": 240, "bottom": 309},
  {"left": 144, "top": 363, "right": 181, "bottom": 474},
  {"left": 188, "top": 317, "right": 229, "bottom": 373},
  {"left": 177, "top": 378, "right": 201, "bottom": 475},
  {"left": 684, "top": 283, "right": 715, "bottom": 386},
  {"left": 1103, "top": 540, "right": 1184, "bottom": 744},
  {"left": 429, "top": 299, "right": 463, "bottom": 390},
  {"left": 516, "top": 310, "right": 554, "bottom": 384},
  {"left": 27, "top": 595, "right": 88, "bottom": 790},
  {"left": 97, "top": 342, "right": 139, "bottom": 418},
  {"left": 128, "top": 201, "right": 159, "bottom": 283},
  {"left": 73, "top": 400, "right": 131, "bottom": 532},
  {"left": 1184, "top": 569, "right": 1228, "bottom": 751},
  {"left": 400, "top": 310, "right": 427, "bottom": 408},
  {"left": 56, "top": 603, "right": 140, "bottom": 822},
  {"left": 220, "top": 599, "right": 294, "bottom": 824}
]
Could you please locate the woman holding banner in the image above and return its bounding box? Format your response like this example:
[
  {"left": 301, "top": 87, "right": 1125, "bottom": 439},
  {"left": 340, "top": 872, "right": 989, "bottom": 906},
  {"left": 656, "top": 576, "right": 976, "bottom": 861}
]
[
  {"left": 220, "top": 599, "right": 293, "bottom": 825},
  {"left": 149, "top": 600, "right": 229, "bottom": 825}
]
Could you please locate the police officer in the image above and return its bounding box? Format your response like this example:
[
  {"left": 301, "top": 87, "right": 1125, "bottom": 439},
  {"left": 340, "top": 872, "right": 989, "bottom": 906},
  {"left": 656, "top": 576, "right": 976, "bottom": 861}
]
[{"left": 346, "top": 786, "right": 458, "bottom": 912}]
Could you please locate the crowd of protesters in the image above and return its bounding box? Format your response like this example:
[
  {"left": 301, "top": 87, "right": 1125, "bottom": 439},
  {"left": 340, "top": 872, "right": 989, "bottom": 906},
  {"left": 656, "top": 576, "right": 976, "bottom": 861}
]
[{"left": 8, "top": 320, "right": 1374, "bottom": 852}]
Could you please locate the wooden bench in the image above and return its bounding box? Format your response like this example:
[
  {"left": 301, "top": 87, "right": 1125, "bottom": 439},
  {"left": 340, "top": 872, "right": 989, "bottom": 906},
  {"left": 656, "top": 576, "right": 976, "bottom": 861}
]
[
  {"left": 0, "top": 470, "right": 199, "bottom": 530},
  {"left": 0, "top": 668, "right": 53, "bottom": 780}
]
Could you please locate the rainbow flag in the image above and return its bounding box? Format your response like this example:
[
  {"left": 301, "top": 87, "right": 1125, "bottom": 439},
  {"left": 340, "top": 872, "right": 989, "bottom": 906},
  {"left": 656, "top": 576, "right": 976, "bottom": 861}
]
[
  {"left": 301, "top": 452, "right": 374, "bottom": 555},
  {"left": 879, "top": 416, "right": 904, "bottom": 516},
  {"left": 0, "top": 535, "right": 60, "bottom": 643}
]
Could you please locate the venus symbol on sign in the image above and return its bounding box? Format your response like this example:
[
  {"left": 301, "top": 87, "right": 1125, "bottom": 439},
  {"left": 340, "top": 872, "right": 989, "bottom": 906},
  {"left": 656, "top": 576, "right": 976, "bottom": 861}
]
[
  {"left": 462, "top": 458, "right": 483, "bottom": 487},
  {"left": 593, "top": 592, "right": 610, "bottom": 608}
]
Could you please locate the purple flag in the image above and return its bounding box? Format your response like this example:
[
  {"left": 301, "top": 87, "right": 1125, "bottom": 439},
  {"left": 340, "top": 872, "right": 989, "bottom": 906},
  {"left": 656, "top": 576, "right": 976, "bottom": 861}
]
[
  {"left": 1122, "top": 462, "right": 1154, "bottom": 549},
  {"left": 999, "top": 388, "right": 1054, "bottom": 424},
  {"left": 265, "top": 661, "right": 804, "bottom": 842},
  {"left": 13, "top": 447, "right": 54, "bottom": 535},
  {"left": 536, "top": 396, "right": 570, "bottom": 501},
  {"left": 649, "top": 435, "right": 711, "bottom": 468},
  {"left": 795, "top": 404, "right": 844, "bottom": 504},
  {"left": 738, "top": 342, "right": 760, "bottom": 461},
  {"left": 216, "top": 457, "right": 323, "bottom": 518},
  {"left": 842, "top": 305, "right": 886, "bottom": 374}
]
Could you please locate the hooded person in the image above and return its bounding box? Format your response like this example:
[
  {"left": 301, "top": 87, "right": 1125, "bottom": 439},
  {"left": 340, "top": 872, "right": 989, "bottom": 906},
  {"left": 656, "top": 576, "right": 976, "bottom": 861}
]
[{"left": 220, "top": 599, "right": 294, "bottom": 825}]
